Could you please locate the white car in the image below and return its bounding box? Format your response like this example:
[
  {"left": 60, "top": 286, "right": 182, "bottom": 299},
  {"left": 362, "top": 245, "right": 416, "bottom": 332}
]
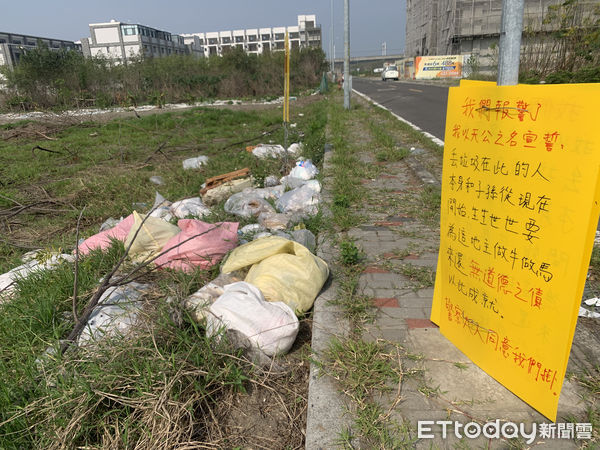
[{"left": 382, "top": 65, "right": 399, "bottom": 81}]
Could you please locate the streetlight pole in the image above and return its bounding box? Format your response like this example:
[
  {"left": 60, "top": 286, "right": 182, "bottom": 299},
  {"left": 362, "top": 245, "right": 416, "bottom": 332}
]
[
  {"left": 344, "top": 0, "right": 350, "bottom": 110},
  {"left": 497, "top": 0, "right": 524, "bottom": 85}
]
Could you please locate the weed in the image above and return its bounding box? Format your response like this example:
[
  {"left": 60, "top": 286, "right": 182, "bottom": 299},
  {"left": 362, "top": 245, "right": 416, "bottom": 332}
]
[
  {"left": 340, "top": 239, "right": 362, "bottom": 266},
  {"left": 398, "top": 263, "right": 436, "bottom": 289},
  {"left": 453, "top": 362, "right": 469, "bottom": 370},
  {"left": 418, "top": 383, "right": 446, "bottom": 398}
]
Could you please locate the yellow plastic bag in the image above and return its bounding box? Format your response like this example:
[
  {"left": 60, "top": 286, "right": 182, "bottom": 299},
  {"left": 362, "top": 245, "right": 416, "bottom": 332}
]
[
  {"left": 124, "top": 211, "right": 180, "bottom": 263},
  {"left": 221, "top": 236, "right": 329, "bottom": 314}
]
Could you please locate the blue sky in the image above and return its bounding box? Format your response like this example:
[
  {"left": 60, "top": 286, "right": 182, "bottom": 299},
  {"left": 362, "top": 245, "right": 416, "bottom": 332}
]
[{"left": 3, "top": 0, "right": 406, "bottom": 58}]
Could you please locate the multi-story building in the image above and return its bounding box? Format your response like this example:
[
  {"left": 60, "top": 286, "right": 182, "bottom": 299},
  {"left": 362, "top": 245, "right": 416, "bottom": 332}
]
[
  {"left": 0, "top": 32, "right": 78, "bottom": 68},
  {"left": 181, "top": 14, "right": 321, "bottom": 57},
  {"left": 81, "top": 20, "right": 202, "bottom": 62},
  {"left": 405, "top": 0, "right": 560, "bottom": 58}
]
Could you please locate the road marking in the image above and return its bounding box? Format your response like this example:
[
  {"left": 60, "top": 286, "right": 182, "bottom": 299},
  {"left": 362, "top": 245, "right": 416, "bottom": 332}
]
[
  {"left": 376, "top": 88, "right": 397, "bottom": 92},
  {"left": 352, "top": 89, "right": 445, "bottom": 147},
  {"left": 409, "top": 88, "right": 423, "bottom": 93}
]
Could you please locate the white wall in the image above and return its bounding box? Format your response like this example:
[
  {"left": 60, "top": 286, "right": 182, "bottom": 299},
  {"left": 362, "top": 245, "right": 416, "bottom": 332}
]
[
  {"left": 95, "top": 27, "right": 120, "bottom": 44},
  {"left": 124, "top": 45, "right": 140, "bottom": 56}
]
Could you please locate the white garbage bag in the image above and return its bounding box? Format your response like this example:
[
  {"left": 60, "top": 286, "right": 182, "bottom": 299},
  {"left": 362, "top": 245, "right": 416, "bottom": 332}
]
[
  {"left": 149, "top": 191, "right": 174, "bottom": 222},
  {"left": 0, "top": 253, "right": 75, "bottom": 299},
  {"left": 224, "top": 192, "right": 275, "bottom": 218},
  {"left": 291, "top": 229, "right": 316, "bottom": 253},
  {"left": 252, "top": 144, "right": 286, "bottom": 159},
  {"left": 171, "top": 197, "right": 211, "bottom": 219},
  {"left": 184, "top": 273, "right": 241, "bottom": 322},
  {"left": 77, "top": 282, "right": 149, "bottom": 346},
  {"left": 258, "top": 212, "right": 291, "bottom": 231},
  {"left": 206, "top": 281, "right": 299, "bottom": 356},
  {"left": 264, "top": 175, "right": 280, "bottom": 187},
  {"left": 289, "top": 159, "right": 318, "bottom": 180},
  {"left": 276, "top": 184, "right": 321, "bottom": 216},
  {"left": 182, "top": 155, "right": 209, "bottom": 170},
  {"left": 287, "top": 143, "right": 303, "bottom": 156}
]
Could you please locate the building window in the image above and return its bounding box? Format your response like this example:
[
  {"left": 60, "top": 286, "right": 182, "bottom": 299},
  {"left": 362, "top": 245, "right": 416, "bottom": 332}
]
[
  {"left": 222, "top": 37, "right": 231, "bottom": 43},
  {"left": 208, "top": 38, "right": 218, "bottom": 45},
  {"left": 262, "top": 34, "right": 270, "bottom": 41},
  {"left": 248, "top": 43, "right": 258, "bottom": 51},
  {"left": 235, "top": 36, "right": 244, "bottom": 43},
  {"left": 0, "top": 39, "right": 5, "bottom": 43},
  {"left": 247, "top": 35, "right": 257, "bottom": 42},
  {"left": 121, "top": 25, "right": 138, "bottom": 36},
  {"left": 199, "top": 39, "right": 204, "bottom": 45},
  {"left": 274, "top": 33, "right": 284, "bottom": 40},
  {"left": 12, "top": 39, "right": 22, "bottom": 44},
  {"left": 290, "top": 32, "right": 299, "bottom": 39}
]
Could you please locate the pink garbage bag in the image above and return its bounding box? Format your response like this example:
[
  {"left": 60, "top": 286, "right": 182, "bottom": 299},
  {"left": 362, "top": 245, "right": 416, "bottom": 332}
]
[
  {"left": 154, "top": 220, "right": 239, "bottom": 272},
  {"left": 78, "top": 214, "right": 135, "bottom": 255}
]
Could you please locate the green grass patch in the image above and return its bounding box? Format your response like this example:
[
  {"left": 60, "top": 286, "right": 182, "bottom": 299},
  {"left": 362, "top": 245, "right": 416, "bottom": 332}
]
[{"left": 0, "top": 97, "right": 327, "bottom": 272}]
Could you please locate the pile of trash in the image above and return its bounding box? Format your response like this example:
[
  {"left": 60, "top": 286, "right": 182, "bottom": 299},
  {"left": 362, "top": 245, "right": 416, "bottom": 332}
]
[{"left": 1, "top": 143, "right": 328, "bottom": 362}]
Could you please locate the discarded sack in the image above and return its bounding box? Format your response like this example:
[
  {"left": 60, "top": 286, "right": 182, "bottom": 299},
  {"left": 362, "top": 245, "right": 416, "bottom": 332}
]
[
  {"left": 252, "top": 144, "right": 286, "bottom": 159},
  {"left": 78, "top": 282, "right": 149, "bottom": 346},
  {"left": 184, "top": 272, "right": 242, "bottom": 322},
  {"left": 287, "top": 143, "right": 303, "bottom": 156},
  {"left": 171, "top": 197, "right": 211, "bottom": 219},
  {"left": 243, "top": 185, "right": 285, "bottom": 200},
  {"left": 182, "top": 155, "right": 209, "bottom": 170},
  {"left": 154, "top": 220, "right": 238, "bottom": 272},
  {"left": 289, "top": 159, "right": 318, "bottom": 180},
  {"left": 258, "top": 212, "right": 290, "bottom": 231},
  {"left": 264, "top": 175, "right": 280, "bottom": 187},
  {"left": 291, "top": 229, "right": 316, "bottom": 254},
  {"left": 202, "top": 177, "right": 254, "bottom": 206},
  {"left": 224, "top": 192, "right": 275, "bottom": 218},
  {"left": 124, "top": 211, "right": 181, "bottom": 263},
  {"left": 0, "top": 253, "right": 74, "bottom": 299},
  {"left": 79, "top": 214, "right": 135, "bottom": 255},
  {"left": 276, "top": 184, "right": 321, "bottom": 217},
  {"left": 222, "top": 236, "right": 329, "bottom": 314},
  {"left": 206, "top": 281, "right": 299, "bottom": 356},
  {"left": 149, "top": 191, "right": 174, "bottom": 222}
]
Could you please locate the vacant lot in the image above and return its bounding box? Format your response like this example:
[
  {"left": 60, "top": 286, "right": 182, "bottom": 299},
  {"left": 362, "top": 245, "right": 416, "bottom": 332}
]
[{"left": 0, "top": 95, "right": 327, "bottom": 448}]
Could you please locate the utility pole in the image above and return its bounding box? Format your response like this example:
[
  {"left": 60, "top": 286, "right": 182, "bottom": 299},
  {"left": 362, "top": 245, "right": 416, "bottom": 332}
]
[
  {"left": 497, "top": 0, "right": 524, "bottom": 86},
  {"left": 330, "top": 0, "right": 335, "bottom": 73},
  {"left": 382, "top": 42, "right": 387, "bottom": 56},
  {"left": 344, "top": 0, "right": 350, "bottom": 110}
]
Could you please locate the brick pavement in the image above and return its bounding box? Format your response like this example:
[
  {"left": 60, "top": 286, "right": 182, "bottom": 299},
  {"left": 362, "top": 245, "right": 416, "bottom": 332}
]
[{"left": 306, "top": 100, "right": 597, "bottom": 449}]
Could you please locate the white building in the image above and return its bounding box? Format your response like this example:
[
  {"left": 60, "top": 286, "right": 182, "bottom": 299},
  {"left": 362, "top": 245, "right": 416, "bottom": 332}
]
[
  {"left": 181, "top": 14, "right": 321, "bottom": 57},
  {"left": 0, "top": 32, "right": 78, "bottom": 68},
  {"left": 81, "top": 20, "right": 202, "bottom": 62}
]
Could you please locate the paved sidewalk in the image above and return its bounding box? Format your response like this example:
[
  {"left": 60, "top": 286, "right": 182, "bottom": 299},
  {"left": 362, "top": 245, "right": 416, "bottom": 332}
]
[{"left": 306, "top": 98, "right": 600, "bottom": 449}]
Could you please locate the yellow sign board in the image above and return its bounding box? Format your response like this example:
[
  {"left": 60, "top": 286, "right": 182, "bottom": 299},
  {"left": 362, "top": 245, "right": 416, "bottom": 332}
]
[{"left": 432, "top": 80, "right": 600, "bottom": 421}]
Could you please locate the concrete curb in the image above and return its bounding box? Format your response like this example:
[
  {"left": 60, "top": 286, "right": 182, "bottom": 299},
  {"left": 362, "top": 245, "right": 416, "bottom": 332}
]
[{"left": 305, "top": 144, "right": 353, "bottom": 449}]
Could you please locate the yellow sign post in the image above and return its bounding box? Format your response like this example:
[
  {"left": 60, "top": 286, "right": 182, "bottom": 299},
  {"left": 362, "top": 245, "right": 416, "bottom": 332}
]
[
  {"left": 432, "top": 80, "right": 600, "bottom": 420},
  {"left": 283, "top": 31, "right": 290, "bottom": 149}
]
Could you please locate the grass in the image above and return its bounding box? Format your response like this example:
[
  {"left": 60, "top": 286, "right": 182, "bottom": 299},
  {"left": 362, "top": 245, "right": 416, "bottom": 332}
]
[
  {"left": 0, "top": 100, "right": 325, "bottom": 273},
  {"left": 0, "top": 96, "right": 329, "bottom": 447},
  {"left": 397, "top": 263, "right": 436, "bottom": 289},
  {"left": 368, "top": 120, "right": 410, "bottom": 162},
  {"left": 319, "top": 337, "right": 417, "bottom": 448},
  {"left": 327, "top": 98, "right": 365, "bottom": 231}
]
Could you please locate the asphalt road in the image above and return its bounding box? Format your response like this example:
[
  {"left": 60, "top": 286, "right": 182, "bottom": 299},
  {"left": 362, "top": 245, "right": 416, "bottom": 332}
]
[{"left": 352, "top": 78, "right": 450, "bottom": 142}]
